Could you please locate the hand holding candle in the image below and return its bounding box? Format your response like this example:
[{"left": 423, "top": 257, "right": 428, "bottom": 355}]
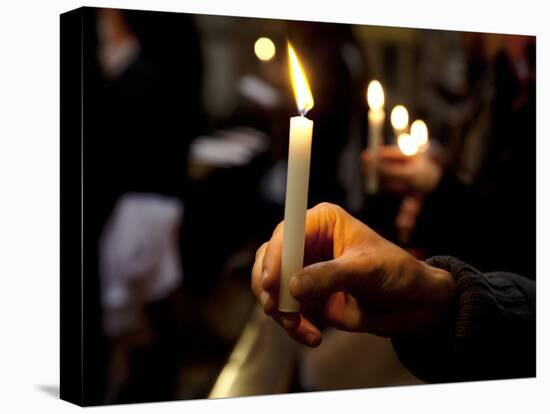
[
  {"left": 361, "top": 116, "right": 439, "bottom": 194},
  {"left": 251, "top": 202, "right": 455, "bottom": 347},
  {"left": 382, "top": 120, "right": 439, "bottom": 193},
  {"left": 279, "top": 43, "right": 314, "bottom": 313}
]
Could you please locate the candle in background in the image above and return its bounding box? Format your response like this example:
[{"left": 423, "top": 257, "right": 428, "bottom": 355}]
[
  {"left": 410, "top": 119, "right": 429, "bottom": 152},
  {"left": 366, "top": 80, "right": 385, "bottom": 194},
  {"left": 279, "top": 43, "right": 314, "bottom": 313},
  {"left": 390, "top": 104, "right": 409, "bottom": 141}
]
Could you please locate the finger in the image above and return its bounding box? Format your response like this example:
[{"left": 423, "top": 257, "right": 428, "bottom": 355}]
[
  {"left": 364, "top": 145, "right": 404, "bottom": 159},
  {"left": 274, "top": 311, "right": 301, "bottom": 331},
  {"left": 361, "top": 149, "right": 371, "bottom": 163},
  {"left": 378, "top": 145, "right": 411, "bottom": 161},
  {"left": 263, "top": 203, "right": 340, "bottom": 293},
  {"left": 272, "top": 312, "right": 322, "bottom": 347},
  {"left": 251, "top": 242, "right": 269, "bottom": 307},
  {"left": 289, "top": 257, "right": 349, "bottom": 301},
  {"left": 401, "top": 195, "right": 423, "bottom": 215},
  {"left": 262, "top": 222, "right": 284, "bottom": 293},
  {"left": 396, "top": 212, "right": 415, "bottom": 245},
  {"left": 322, "top": 292, "right": 367, "bottom": 332},
  {"left": 396, "top": 209, "right": 417, "bottom": 230},
  {"left": 262, "top": 294, "right": 278, "bottom": 315},
  {"left": 378, "top": 160, "right": 413, "bottom": 181}
]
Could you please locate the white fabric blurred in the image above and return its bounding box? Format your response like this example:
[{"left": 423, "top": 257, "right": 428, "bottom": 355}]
[
  {"left": 99, "top": 193, "right": 184, "bottom": 338},
  {"left": 189, "top": 127, "right": 269, "bottom": 168}
]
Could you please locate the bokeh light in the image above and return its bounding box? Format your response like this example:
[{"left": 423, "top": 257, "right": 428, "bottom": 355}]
[
  {"left": 366, "top": 80, "right": 384, "bottom": 110},
  {"left": 254, "top": 37, "right": 276, "bottom": 61},
  {"left": 410, "top": 119, "right": 429, "bottom": 150},
  {"left": 397, "top": 133, "right": 418, "bottom": 156},
  {"left": 391, "top": 105, "right": 409, "bottom": 130}
]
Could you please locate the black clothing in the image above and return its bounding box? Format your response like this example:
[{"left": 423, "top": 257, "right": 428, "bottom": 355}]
[
  {"left": 393, "top": 256, "right": 535, "bottom": 383},
  {"left": 81, "top": 9, "right": 205, "bottom": 403},
  {"left": 414, "top": 47, "right": 536, "bottom": 279}
]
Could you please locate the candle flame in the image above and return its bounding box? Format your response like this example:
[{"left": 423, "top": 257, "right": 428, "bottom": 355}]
[
  {"left": 411, "top": 119, "right": 429, "bottom": 151},
  {"left": 288, "top": 42, "right": 314, "bottom": 115},
  {"left": 398, "top": 133, "right": 419, "bottom": 156},
  {"left": 367, "top": 80, "right": 384, "bottom": 110},
  {"left": 391, "top": 105, "right": 409, "bottom": 130}
]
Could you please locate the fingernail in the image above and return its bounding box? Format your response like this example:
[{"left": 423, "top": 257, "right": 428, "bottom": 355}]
[
  {"left": 307, "top": 333, "right": 320, "bottom": 347},
  {"left": 290, "top": 274, "right": 314, "bottom": 298},
  {"left": 282, "top": 316, "right": 299, "bottom": 331}
]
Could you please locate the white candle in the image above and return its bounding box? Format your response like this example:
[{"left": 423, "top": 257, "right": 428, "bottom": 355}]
[
  {"left": 279, "top": 43, "right": 314, "bottom": 313},
  {"left": 366, "top": 81, "right": 385, "bottom": 194}
]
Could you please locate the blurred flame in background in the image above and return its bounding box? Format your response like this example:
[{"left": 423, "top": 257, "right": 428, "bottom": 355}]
[
  {"left": 254, "top": 37, "right": 276, "bottom": 62},
  {"left": 410, "top": 119, "right": 429, "bottom": 151},
  {"left": 391, "top": 105, "right": 409, "bottom": 131},
  {"left": 366, "top": 80, "right": 384, "bottom": 110},
  {"left": 397, "top": 133, "right": 419, "bottom": 156}
]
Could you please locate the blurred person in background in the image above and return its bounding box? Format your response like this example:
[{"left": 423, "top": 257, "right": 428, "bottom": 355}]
[
  {"left": 293, "top": 32, "right": 535, "bottom": 392},
  {"left": 83, "top": 8, "right": 205, "bottom": 404},
  {"left": 362, "top": 34, "right": 535, "bottom": 279}
]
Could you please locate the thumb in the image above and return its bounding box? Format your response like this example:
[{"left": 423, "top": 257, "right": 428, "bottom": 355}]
[{"left": 289, "top": 258, "right": 349, "bottom": 300}]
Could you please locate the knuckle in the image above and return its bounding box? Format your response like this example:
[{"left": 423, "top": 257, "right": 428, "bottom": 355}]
[
  {"left": 273, "top": 221, "right": 284, "bottom": 236},
  {"left": 400, "top": 255, "right": 421, "bottom": 277},
  {"left": 255, "top": 242, "right": 267, "bottom": 259},
  {"left": 316, "top": 201, "right": 335, "bottom": 211}
]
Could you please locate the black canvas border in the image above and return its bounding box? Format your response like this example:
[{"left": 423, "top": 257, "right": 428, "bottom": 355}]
[{"left": 60, "top": 7, "right": 84, "bottom": 406}]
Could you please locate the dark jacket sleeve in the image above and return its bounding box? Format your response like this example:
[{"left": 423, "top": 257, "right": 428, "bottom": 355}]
[{"left": 392, "top": 256, "right": 535, "bottom": 383}]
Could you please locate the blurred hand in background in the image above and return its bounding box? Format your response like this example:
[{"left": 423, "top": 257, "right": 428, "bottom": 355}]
[
  {"left": 362, "top": 146, "right": 443, "bottom": 195},
  {"left": 395, "top": 194, "right": 424, "bottom": 245}
]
